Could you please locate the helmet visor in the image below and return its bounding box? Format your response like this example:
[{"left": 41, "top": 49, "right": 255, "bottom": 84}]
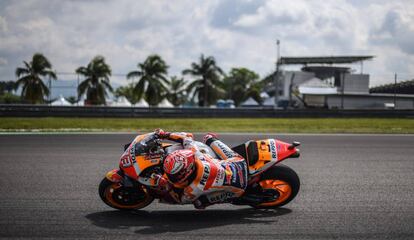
[{"left": 167, "top": 163, "right": 194, "bottom": 183}]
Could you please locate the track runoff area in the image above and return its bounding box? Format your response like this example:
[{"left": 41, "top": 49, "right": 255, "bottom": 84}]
[{"left": 0, "top": 133, "right": 413, "bottom": 239}]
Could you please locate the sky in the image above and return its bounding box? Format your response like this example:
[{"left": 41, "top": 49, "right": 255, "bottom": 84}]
[{"left": 0, "top": 0, "right": 414, "bottom": 88}]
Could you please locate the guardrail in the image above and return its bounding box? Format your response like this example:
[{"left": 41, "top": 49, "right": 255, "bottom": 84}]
[{"left": 1, "top": 104, "right": 414, "bottom": 118}]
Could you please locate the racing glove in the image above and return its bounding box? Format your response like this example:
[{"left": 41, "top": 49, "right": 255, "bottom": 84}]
[
  {"left": 151, "top": 173, "right": 171, "bottom": 191},
  {"left": 154, "top": 128, "right": 170, "bottom": 139},
  {"left": 203, "top": 132, "right": 219, "bottom": 144}
]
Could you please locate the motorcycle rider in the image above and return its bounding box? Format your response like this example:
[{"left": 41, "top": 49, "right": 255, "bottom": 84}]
[
  {"left": 122, "top": 129, "right": 248, "bottom": 209},
  {"left": 157, "top": 130, "right": 248, "bottom": 209}
]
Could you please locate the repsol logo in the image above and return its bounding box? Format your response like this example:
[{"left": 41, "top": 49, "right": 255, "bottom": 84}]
[
  {"left": 270, "top": 140, "right": 277, "bottom": 159},
  {"left": 129, "top": 146, "right": 136, "bottom": 162},
  {"left": 200, "top": 164, "right": 210, "bottom": 186},
  {"left": 216, "top": 142, "right": 233, "bottom": 158}
]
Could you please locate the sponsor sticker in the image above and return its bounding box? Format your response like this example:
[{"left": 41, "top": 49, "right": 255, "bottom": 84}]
[
  {"left": 236, "top": 163, "right": 245, "bottom": 187},
  {"left": 215, "top": 168, "right": 225, "bottom": 184},
  {"left": 269, "top": 139, "right": 277, "bottom": 161},
  {"left": 207, "top": 191, "right": 235, "bottom": 203},
  {"left": 121, "top": 155, "right": 133, "bottom": 167},
  {"left": 199, "top": 164, "right": 210, "bottom": 186},
  {"left": 215, "top": 141, "right": 234, "bottom": 158}
]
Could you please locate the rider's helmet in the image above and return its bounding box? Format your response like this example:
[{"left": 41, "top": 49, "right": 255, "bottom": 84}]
[{"left": 163, "top": 149, "right": 196, "bottom": 184}]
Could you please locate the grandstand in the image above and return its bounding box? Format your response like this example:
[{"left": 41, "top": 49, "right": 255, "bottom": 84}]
[{"left": 370, "top": 80, "right": 414, "bottom": 95}]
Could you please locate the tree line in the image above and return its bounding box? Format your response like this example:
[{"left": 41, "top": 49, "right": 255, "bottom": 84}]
[{"left": 4, "top": 53, "right": 268, "bottom": 106}]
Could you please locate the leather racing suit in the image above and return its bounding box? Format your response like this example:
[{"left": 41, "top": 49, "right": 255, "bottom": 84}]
[{"left": 167, "top": 133, "right": 248, "bottom": 207}]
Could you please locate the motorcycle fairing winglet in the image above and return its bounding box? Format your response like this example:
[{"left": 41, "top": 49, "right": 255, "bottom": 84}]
[{"left": 105, "top": 169, "right": 123, "bottom": 183}]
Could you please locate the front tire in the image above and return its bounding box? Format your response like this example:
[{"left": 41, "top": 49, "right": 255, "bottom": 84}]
[
  {"left": 251, "top": 164, "right": 300, "bottom": 209},
  {"left": 98, "top": 178, "right": 154, "bottom": 210}
]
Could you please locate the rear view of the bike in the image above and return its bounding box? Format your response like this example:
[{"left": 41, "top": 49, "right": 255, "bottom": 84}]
[{"left": 232, "top": 139, "right": 301, "bottom": 208}]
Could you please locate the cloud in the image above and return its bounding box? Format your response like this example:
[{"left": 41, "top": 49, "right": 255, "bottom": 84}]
[
  {"left": 210, "top": 0, "right": 265, "bottom": 28},
  {"left": 0, "top": 57, "right": 7, "bottom": 66},
  {"left": 233, "top": 1, "right": 308, "bottom": 28},
  {"left": 0, "top": 16, "right": 7, "bottom": 32},
  {"left": 370, "top": 9, "right": 414, "bottom": 54},
  {"left": 0, "top": 0, "right": 413, "bottom": 87}
]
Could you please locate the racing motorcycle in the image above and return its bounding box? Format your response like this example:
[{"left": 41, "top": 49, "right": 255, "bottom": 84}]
[{"left": 99, "top": 133, "right": 301, "bottom": 210}]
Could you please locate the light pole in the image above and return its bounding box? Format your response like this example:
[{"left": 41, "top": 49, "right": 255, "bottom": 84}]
[
  {"left": 48, "top": 76, "right": 51, "bottom": 105},
  {"left": 341, "top": 73, "right": 344, "bottom": 109},
  {"left": 394, "top": 73, "right": 397, "bottom": 109},
  {"left": 274, "top": 39, "right": 280, "bottom": 108}
]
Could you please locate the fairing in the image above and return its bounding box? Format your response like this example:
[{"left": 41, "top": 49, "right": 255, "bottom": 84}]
[
  {"left": 240, "top": 139, "right": 300, "bottom": 176},
  {"left": 119, "top": 133, "right": 163, "bottom": 180}
]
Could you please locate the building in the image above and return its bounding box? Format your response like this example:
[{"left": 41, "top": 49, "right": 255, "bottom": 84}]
[{"left": 270, "top": 56, "right": 414, "bottom": 109}]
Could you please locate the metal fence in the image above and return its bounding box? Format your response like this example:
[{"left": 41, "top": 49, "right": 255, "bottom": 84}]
[{"left": 1, "top": 104, "right": 413, "bottom": 118}]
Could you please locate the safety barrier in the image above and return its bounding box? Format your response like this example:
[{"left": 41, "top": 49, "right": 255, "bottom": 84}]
[{"left": 1, "top": 104, "right": 414, "bottom": 118}]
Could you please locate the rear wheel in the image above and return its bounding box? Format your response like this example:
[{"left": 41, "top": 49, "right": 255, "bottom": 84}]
[
  {"left": 98, "top": 178, "right": 154, "bottom": 210},
  {"left": 251, "top": 164, "right": 300, "bottom": 209}
]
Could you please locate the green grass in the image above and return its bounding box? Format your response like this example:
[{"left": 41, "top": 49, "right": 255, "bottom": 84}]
[{"left": 0, "top": 117, "right": 413, "bottom": 133}]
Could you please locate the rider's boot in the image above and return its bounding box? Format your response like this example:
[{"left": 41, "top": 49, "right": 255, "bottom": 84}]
[{"left": 233, "top": 183, "right": 279, "bottom": 205}]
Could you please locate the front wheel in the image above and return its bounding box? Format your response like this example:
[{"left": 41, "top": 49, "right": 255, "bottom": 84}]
[
  {"left": 98, "top": 178, "right": 154, "bottom": 210},
  {"left": 251, "top": 164, "right": 300, "bottom": 209}
]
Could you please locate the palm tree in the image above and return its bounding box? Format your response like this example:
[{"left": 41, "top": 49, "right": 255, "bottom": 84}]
[
  {"left": 167, "top": 76, "right": 187, "bottom": 107},
  {"left": 15, "top": 53, "right": 57, "bottom": 104},
  {"left": 127, "top": 55, "right": 169, "bottom": 106},
  {"left": 76, "top": 56, "right": 112, "bottom": 105},
  {"left": 114, "top": 83, "right": 139, "bottom": 104},
  {"left": 0, "top": 81, "right": 17, "bottom": 94},
  {"left": 183, "top": 54, "right": 224, "bottom": 107},
  {"left": 223, "top": 68, "right": 262, "bottom": 106}
]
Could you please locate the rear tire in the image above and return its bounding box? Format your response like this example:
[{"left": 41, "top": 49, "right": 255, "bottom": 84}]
[
  {"left": 99, "top": 178, "right": 154, "bottom": 210},
  {"left": 251, "top": 164, "right": 300, "bottom": 209}
]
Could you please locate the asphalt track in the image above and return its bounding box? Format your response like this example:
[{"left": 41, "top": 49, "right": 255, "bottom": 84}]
[{"left": 0, "top": 133, "right": 413, "bottom": 239}]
